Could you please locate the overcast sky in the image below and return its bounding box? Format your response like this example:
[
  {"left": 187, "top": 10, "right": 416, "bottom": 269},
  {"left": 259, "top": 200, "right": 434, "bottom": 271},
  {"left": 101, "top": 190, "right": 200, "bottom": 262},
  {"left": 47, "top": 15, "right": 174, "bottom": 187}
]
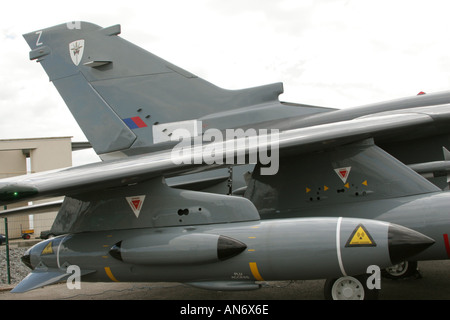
[{"left": 1, "top": 0, "right": 450, "bottom": 164}]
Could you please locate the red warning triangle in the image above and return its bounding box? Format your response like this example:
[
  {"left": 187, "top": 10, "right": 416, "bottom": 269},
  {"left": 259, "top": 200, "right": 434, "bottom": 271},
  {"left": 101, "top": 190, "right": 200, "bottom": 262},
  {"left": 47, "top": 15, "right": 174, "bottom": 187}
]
[
  {"left": 126, "top": 195, "right": 146, "bottom": 218},
  {"left": 131, "top": 200, "right": 141, "bottom": 210},
  {"left": 334, "top": 167, "right": 351, "bottom": 183}
]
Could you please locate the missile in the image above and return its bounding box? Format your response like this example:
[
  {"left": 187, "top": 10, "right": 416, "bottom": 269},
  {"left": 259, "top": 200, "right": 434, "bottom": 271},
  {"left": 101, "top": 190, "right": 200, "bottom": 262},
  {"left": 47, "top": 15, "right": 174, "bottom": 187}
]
[
  {"left": 16, "top": 217, "right": 434, "bottom": 293},
  {"left": 108, "top": 233, "right": 248, "bottom": 265}
]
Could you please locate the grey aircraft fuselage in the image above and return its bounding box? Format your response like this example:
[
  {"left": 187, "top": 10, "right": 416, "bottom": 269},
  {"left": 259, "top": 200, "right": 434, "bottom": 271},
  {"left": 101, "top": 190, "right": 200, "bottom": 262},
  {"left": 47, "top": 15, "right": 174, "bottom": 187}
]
[{"left": 7, "top": 21, "right": 450, "bottom": 294}]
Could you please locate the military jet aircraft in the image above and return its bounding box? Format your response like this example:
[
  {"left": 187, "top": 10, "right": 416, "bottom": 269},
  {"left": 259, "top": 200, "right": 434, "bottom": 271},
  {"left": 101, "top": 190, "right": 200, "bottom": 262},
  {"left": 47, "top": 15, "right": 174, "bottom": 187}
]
[{"left": 2, "top": 21, "right": 450, "bottom": 299}]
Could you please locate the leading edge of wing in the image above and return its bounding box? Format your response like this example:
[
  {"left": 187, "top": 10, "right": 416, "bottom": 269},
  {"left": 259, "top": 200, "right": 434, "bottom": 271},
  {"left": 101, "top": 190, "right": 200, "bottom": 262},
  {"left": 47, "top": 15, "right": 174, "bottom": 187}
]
[{"left": 0, "top": 112, "right": 433, "bottom": 205}]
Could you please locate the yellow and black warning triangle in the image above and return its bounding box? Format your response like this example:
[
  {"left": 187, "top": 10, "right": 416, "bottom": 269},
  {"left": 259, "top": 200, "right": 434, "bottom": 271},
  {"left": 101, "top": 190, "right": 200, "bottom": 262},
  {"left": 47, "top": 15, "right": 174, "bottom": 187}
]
[
  {"left": 345, "top": 224, "right": 377, "bottom": 247},
  {"left": 41, "top": 241, "right": 54, "bottom": 255}
]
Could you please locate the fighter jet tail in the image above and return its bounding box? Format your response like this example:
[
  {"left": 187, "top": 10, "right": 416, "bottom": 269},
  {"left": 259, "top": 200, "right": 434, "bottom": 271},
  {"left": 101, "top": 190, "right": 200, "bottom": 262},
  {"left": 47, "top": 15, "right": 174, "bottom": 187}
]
[{"left": 22, "top": 22, "right": 330, "bottom": 157}]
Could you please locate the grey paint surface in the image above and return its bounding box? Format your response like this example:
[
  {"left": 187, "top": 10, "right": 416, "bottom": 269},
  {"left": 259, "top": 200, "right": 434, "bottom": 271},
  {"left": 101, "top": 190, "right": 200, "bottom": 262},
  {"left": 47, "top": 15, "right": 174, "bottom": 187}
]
[{"left": 3, "top": 21, "right": 450, "bottom": 295}]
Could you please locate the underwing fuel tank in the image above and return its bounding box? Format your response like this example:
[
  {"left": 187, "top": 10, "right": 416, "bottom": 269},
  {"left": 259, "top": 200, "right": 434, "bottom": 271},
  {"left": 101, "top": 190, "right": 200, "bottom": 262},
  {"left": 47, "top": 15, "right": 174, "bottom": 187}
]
[{"left": 16, "top": 217, "right": 434, "bottom": 293}]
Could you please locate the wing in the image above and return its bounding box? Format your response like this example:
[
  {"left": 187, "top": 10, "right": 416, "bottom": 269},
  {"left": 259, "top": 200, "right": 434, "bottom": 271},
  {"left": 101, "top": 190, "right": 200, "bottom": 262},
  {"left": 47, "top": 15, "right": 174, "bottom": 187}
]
[
  {"left": 5, "top": 21, "right": 450, "bottom": 205},
  {"left": 0, "top": 110, "right": 438, "bottom": 205}
]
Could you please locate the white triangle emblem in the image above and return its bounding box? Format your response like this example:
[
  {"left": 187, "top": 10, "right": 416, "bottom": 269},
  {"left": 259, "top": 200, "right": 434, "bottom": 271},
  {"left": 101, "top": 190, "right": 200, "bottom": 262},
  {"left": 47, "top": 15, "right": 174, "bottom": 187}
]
[
  {"left": 69, "top": 39, "right": 85, "bottom": 66},
  {"left": 126, "top": 195, "right": 146, "bottom": 218},
  {"left": 334, "top": 167, "right": 351, "bottom": 183}
]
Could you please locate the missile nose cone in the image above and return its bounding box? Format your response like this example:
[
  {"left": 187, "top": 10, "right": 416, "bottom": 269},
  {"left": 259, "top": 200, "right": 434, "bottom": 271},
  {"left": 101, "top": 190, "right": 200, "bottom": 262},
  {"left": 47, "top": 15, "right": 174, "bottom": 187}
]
[
  {"left": 217, "top": 235, "right": 247, "bottom": 261},
  {"left": 109, "top": 241, "right": 123, "bottom": 261},
  {"left": 388, "top": 224, "right": 435, "bottom": 264},
  {"left": 21, "top": 248, "right": 33, "bottom": 270}
]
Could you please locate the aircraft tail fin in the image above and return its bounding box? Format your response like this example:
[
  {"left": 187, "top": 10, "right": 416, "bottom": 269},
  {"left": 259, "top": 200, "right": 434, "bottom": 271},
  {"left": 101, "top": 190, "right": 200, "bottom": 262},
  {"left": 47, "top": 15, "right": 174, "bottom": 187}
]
[{"left": 22, "top": 22, "right": 288, "bottom": 156}]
